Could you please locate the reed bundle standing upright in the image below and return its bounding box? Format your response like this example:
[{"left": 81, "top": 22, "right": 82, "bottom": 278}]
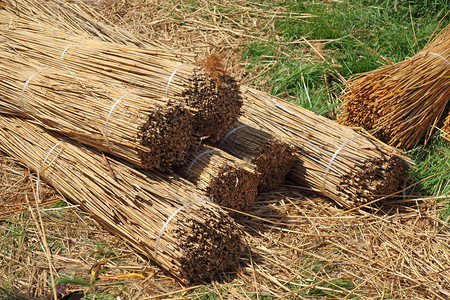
[
  {"left": 0, "top": 116, "right": 243, "bottom": 284},
  {"left": 240, "top": 87, "right": 408, "bottom": 208},
  {"left": 338, "top": 24, "right": 450, "bottom": 149},
  {"left": 0, "top": 13, "right": 242, "bottom": 141}
]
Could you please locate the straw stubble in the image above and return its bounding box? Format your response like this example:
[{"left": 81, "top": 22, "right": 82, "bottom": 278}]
[{"left": 0, "top": 116, "right": 243, "bottom": 284}]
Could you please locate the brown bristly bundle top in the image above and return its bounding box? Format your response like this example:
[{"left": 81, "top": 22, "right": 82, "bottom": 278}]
[
  {"left": 216, "top": 119, "right": 296, "bottom": 192},
  {"left": 176, "top": 144, "right": 259, "bottom": 213},
  {"left": 0, "top": 12, "right": 242, "bottom": 141},
  {"left": 0, "top": 115, "right": 243, "bottom": 284},
  {"left": 338, "top": 24, "right": 450, "bottom": 149},
  {"left": 0, "top": 52, "right": 194, "bottom": 171},
  {"left": 240, "top": 87, "right": 409, "bottom": 208},
  {"left": 443, "top": 113, "right": 450, "bottom": 142}
]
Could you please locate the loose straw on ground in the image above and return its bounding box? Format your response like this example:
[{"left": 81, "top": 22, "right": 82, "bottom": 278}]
[
  {"left": 338, "top": 24, "right": 450, "bottom": 149},
  {"left": 0, "top": 115, "right": 243, "bottom": 284},
  {"left": 216, "top": 119, "right": 295, "bottom": 192},
  {"left": 0, "top": 52, "right": 194, "bottom": 171},
  {"left": 176, "top": 144, "right": 259, "bottom": 212},
  {"left": 240, "top": 86, "right": 409, "bottom": 208},
  {"left": 0, "top": 13, "right": 242, "bottom": 141}
]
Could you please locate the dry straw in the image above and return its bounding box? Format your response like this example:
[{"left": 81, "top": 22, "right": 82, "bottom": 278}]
[
  {"left": 0, "top": 115, "right": 243, "bottom": 284},
  {"left": 0, "top": 52, "right": 194, "bottom": 171},
  {"left": 217, "top": 119, "right": 296, "bottom": 192},
  {"left": 176, "top": 144, "right": 259, "bottom": 212},
  {"left": 338, "top": 24, "right": 450, "bottom": 149},
  {"left": 0, "top": 12, "right": 242, "bottom": 141},
  {"left": 240, "top": 86, "right": 409, "bottom": 208},
  {"left": 443, "top": 113, "right": 450, "bottom": 142}
]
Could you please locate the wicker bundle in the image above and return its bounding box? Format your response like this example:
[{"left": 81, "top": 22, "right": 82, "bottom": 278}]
[
  {"left": 338, "top": 24, "right": 450, "bottom": 149},
  {"left": 240, "top": 87, "right": 408, "bottom": 208},
  {"left": 176, "top": 144, "right": 259, "bottom": 212},
  {"left": 0, "top": 53, "right": 194, "bottom": 171},
  {"left": 0, "top": 115, "right": 243, "bottom": 284},
  {"left": 443, "top": 113, "right": 450, "bottom": 142},
  {"left": 0, "top": 13, "right": 242, "bottom": 141},
  {"left": 217, "top": 119, "right": 295, "bottom": 192}
]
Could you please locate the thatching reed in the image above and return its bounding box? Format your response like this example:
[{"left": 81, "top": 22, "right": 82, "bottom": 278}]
[
  {"left": 338, "top": 24, "right": 450, "bottom": 149},
  {"left": 443, "top": 113, "right": 450, "bottom": 142},
  {"left": 0, "top": 115, "right": 243, "bottom": 284},
  {"left": 176, "top": 144, "right": 259, "bottom": 212},
  {"left": 217, "top": 119, "right": 295, "bottom": 192},
  {"left": 0, "top": 52, "right": 194, "bottom": 171},
  {"left": 0, "top": 12, "right": 242, "bottom": 141},
  {"left": 240, "top": 87, "right": 409, "bottom": 208}
]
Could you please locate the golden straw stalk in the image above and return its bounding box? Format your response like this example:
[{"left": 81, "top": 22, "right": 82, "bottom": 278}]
[
  {"left": 0, "top": 52, "right": 194, "bottom": 171},
  {"left": 176, "top": 144, "right": 259, "bottom": 212},
  {"left": 338, "top": 24, "right": 450, "bottom": 149},
  {"left": 0, "top": 115, "right": 243, "bottom": 284},
  {"left": 443, "top": 113, "right": 450, "bottom": 142},
  {"left": 240, "top": 86, "right": 409, "bottom": 208},
  {"left": 0, "top": 12, "right": 242, "bottom": 141},
  {"left": 217, "top": 119, "right": 296, "bottom": 192}
]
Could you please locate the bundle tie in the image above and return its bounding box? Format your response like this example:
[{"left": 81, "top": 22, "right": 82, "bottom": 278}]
[
  {"left": 165, "top": 63, "right": 191, "bottom": 97},
  {"left": 36, "top": 140, "right": 64, "bottom": 203},
  {"left": 428, "top": 52, "right": 450, "bottom": 65},
  {"left": 154, "top": 198, "right": 210, "bottom": 258},
  {"left": 20, "top": 67, "right": 51, "bottom": 109},
  {"left": 322, "top": 136, "right": 365, "bottom": 195},
  {"left": 59, "top": 40, "right": 82, "bottom": 69},
  {"left": 186, "top": 149, "right": 219, "bottom": 177},
  {"left": 105, "top": 91, "right": 134, "bottom": 151},
  {"left": 219, "top": 124, "right": 248, "bottom": 147}
]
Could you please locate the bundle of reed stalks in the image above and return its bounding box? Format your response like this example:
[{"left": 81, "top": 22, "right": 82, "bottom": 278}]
[
  {"left": 240, "top": 87, "right": 408, "bottom": 208},
  {"left": 443, "top": 113, "right": 450, "bottom": 142},
  {"left": 0, "top": 52, "right": 194, "bottom": 171},
  {"left": 0, "top": 115, "right": 243, "bottom": 284},
  {"left": 338, "top": 24, "right": 450, "bottom": 149},
  {"left": 217, "top": 119, "right": 295, "bottom": 192},
  {"left": 0, "top": 12, "right": 242, "bottom": 141},
  {"left": 176, "top": 144, "right": 259, "bottom": 212}
]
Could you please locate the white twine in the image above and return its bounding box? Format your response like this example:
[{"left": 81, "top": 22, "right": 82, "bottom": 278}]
[
  {"left": 20, "top": 67, "right": 51, "bottom": 109},
  {"left": 154, "top": 198, "right": 210, "bottom": 258},
  {"left": 58, "top": 40, "right": 82, "bottom": 69},
  {"left": 185, "top": 149, "right": 220, "bottom": 177},
  {"left": 428, "top": 52, "right": 450, "bottom": 65},
  {"left": 165, "top": 63, "right": 191, "bottom": 97},
  {"left": 219, "top": 124, "right": 248, "bottom": 147},
  {"left": 104, "top": 91, "right": 134, "bottom": 151},
  {"left": 36, "top": 140, "right": 64, "bottom": 203},
  {"left": 322, "top": 136, "right": 365, "bottom": 195}
]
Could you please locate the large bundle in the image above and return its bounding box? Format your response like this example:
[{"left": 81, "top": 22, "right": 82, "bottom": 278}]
[
  {"left": 0, "top": 53, "right": 193, "bottom": 171},
  {"left": 176, "top": 144, "right": 259, "bottom": 212},
  {"left": 241, "top": 87, "right": 408, "bottom": 208},
  {"left": 217, "top": 119, "right": 295, "bottom": 192},
  {"left": 444, "top": 113, "right": 450, "bottom": 142},
  {"left": 338, "top": 24, "right": 450, "bottom": 149},
  {"left": 0, "top": 12, "right": 242, "bottom": 141},
  {"left": 0, "top": 116, "right": 242, "bottom": 284}
]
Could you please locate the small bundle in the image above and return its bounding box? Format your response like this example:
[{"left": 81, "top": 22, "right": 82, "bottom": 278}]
[
  {"left": 176, "top": 144, "right": 259, "bottom": 212},
  {"left": 241, "top": 87, "right": 408, "bottom": 208},
  {"left": 0, "top": 13, "right": 242, "bottom": 141},
  {"left": 217, "top": 119, "right": 296, "bottom": 192},
  {"left": 443, "top": 113, "right": 450, "bottom": 142},
  {"left": 338, "top": 24, "right": 450, "bottom": 149},
  {"left": 0, "top": 53, "right": 193, "bottom": 171},
  {"left": 0, "top": 116, "right": 243, "bottom": 284}
]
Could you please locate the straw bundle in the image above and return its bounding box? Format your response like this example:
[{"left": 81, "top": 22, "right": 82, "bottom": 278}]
[
  {"left": 176, "top": 144, "right": 259, "bottom": 212},
  {"left": 444, "top": 113, "right": 450, "bottom": 142},
  {"left": 240, "top": 87, "right": 408, "bottom": 208},
  {"left": 0, "top": 13, "right": 242, "bottom": 141},
  {"left": 0, "top": 115, "right": 243, "bottom": 284},
  {"left": 0, "top": 52, "right": 194, "bottom": 171},
  {"left": 217, "top": 119, "right": 295, "bottom": 192},
  {"left": 338, "top": 24, "right": 450, "bottom": 149}
]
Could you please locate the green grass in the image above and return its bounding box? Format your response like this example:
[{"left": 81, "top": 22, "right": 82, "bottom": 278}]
[{"left": 242, "top": 0, "right": 450, "bottom": 214}]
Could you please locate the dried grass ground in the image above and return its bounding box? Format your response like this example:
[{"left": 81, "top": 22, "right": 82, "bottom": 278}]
[{"left": 1, "top": 0, "right": 450, "bottom": 299}]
